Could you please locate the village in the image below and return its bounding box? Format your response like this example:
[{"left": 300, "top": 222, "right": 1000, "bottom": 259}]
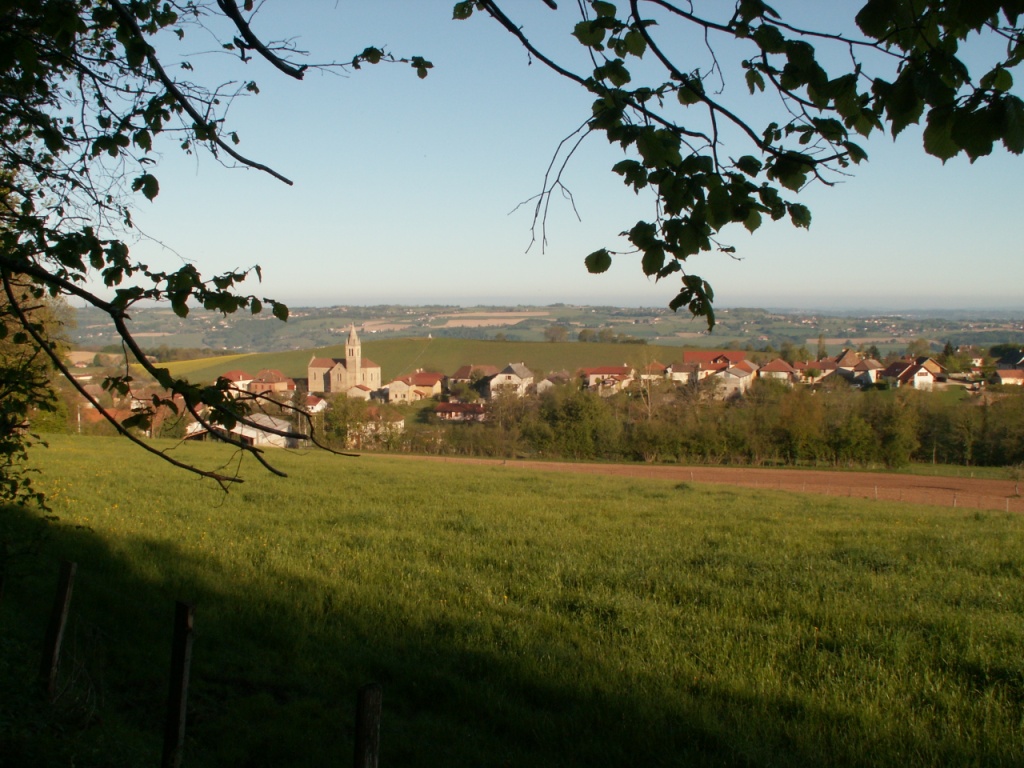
[{"left": 74, "top": 325, "right": 1019, "bottom": 451}]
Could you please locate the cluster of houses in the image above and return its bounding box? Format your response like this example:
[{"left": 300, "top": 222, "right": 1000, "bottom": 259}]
[
  {"left": 71, "top": 326, "right": 1022, "bottom": 449},
  {"left": 296, "top": 328, "right": 1024, "bottom": 411}
]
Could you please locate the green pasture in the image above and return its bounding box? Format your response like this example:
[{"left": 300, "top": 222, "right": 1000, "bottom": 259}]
[
  {"left": 2, "top": 435, "right": 1023, "bottom": 766},
  {"left": 157, "top": 337, "right": 687, "bottom": 384}
]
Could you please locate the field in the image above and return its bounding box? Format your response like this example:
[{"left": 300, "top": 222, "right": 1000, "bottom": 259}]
[
  {"left": 157, "top": 337, "right": 688, "bottom": 384},
  {"left": 2, "top": 436, "right": 1023, "bottom": 766}
]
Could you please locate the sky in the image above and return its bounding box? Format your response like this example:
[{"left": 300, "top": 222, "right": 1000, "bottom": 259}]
[{"left": 119, "top": 2, "right": 1023, "bottom": 314}]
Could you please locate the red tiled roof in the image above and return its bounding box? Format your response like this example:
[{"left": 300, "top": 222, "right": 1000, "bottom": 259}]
[
  {"left": 451, "top": 364, "right": 500, "bottom": 380},
  {"left": 759, "top": 358, "right": 797, "bottom": 373},
  {"left": 220, "top": 369, "right": 252, "bottom": 381},
  {"left": 253, "top": 369, "right": 291, "bottom": 383},
  {"left": 409, "top": 371, "right": 444, "bottom": 386}
]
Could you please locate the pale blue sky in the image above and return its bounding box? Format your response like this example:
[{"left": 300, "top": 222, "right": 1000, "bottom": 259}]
[{"left": 122, "top": 2, "right": 1023, "bottom": 313}]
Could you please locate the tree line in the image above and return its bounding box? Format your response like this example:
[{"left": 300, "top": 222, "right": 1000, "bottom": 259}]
[{"left": 325, "top": 379, "right": 1024, "bottom": 470}]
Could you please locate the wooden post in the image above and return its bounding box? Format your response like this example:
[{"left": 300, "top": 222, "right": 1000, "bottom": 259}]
[
  {"left": 39, "top": 560, "right": 77, "bottom": 700},
  {"left": 353, "top": 682, "right": 383, "bottom": 768},
  {"left": 162, "top": 601, "right": 195, "bottom": 768}
]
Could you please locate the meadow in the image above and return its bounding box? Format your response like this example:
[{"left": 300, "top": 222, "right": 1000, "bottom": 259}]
[
  {"left": 2, "top": 435, "right": 1023, "bottom": 766},
  {"left": 156, "top": 337, "right": 687, "bottom": 384}
]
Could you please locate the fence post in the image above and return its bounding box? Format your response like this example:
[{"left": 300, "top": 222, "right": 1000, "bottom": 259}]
[
  {"left": 162, "top": 601, "right": 195, "bottom": 768},
  {"left": 39, "top": 560, "right": 77, "bottom": 700},
  {"left": 353, "top": 682, "right": 383, "bottom": 768}
]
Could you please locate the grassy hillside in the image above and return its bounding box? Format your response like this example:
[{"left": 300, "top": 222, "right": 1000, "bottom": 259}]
[
  {"left": 159, "top": 337, "right": 689, "bottom": 384},
  {"left": 2, "top": 435, "right": 1022, "bottom": 767}
]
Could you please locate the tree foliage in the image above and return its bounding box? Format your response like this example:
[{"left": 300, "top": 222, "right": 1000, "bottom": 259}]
[
  {"left": 456, "top": 1, "right": 1023, "bottom": 326},
  {"left": 0, "top": 0, "right": 427, "bottom": 496}
]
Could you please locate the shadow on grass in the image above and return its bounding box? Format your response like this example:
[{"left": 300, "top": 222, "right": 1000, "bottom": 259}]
[{"left": 0, "top": 503, "right": 1010, "bottom": 768}]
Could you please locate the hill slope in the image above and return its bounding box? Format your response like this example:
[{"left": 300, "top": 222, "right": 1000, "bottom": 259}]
[{"left": 161, "top": 338, "right": 686, "bottom": 383}]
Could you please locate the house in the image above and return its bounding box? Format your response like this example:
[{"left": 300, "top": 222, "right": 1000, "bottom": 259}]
[
  {"left": 713, "top": 363, "right": 757, "bottom": 397},
  {"left": 449, "top": 364, "right": 500, "bottom": 385},
  {"left": 386, "top": 370, "right": 445, "bottom": 403},
  {"left": 832, "top": 349, "right": 862, "bottom": 372},
  {"left": 484, "top": 363, "right": 534, "bottom": 398},
  {"left": 994, "top": 369, "right": 1024, "bottom": 386},
  {"left": 303, "top": 394, "right": 328, "bottom": 414},
  {"left": 307, "top": 325, "right": 382, "bottom": 396},
  {"left": 579, "top": 365, "right": 634, "bottom": 394},
  {"left": 757, "top": 358, "right": 798, "bottom": 384},
  {"left": 879, "top": 357, "right": 947, "bottom": 390},
  {"left": 434, "top": 402, "right": 487, "bottom": 422},
  {"left": 248, "top": 369, "right": 296, "bottom": 396},
  {"left": 852, "top": 358, "right": 883, "bottom": 386},
  {"left": 666, "top": 361, "right": 701, "bottom": 384},
  {"left": 219, "top": 369, "right": 253, "bottom": 394},
  {"left": 639, "top": 360, "right": 669, "bottom": 381},
  {"left": 185, "top": 413, "right": 299, "bottom": 448},
  {"left": 794, "top": 359, "right": 838, "bottom": 383},
  {"left": 536, "top": 370, "right": 573, "bottom": 395},
  {"left": 682, "top": 350, "right": 747, "bottom": 367}
]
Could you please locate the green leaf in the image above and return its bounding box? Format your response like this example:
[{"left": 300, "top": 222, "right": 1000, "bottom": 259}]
[
  {"left": 622, "top": 29, "right": 646, "bottom": 58},
  {"left": 743, "top": 208, "right": 762, "bottom": 233},
  {"left": 735, "top": 155, "right": 762, "bottom": 177},
  {"left": 573, "top": 21, "right": 606, "bottom": 48},
  {"left": 611, "top": 159, "right": 648, "bottom": 189},
  {"left": 641, "top": 245, "right": 666, "bottom": 276},
  {"left": 592, "top": 0, "right": 617, "bottom": 18},
  {"left": 745, "top": 68, "right": 765, "bottom": 94},
  {"left": 706, "top": 185, "right": 732, "bottom": 231},
  {"left": 768, "top": 153, "right": 811, "bottom": 191},
  {"left": 452, "top": 2, "right": 475, "bottom": 20},
  {"left": 272, "top": 302, "right": 289, "bottom": 322},
  {"left": 596, "top": 59, "right": 631, "bottom": 87},
  {"left": 677, "top": 82, "right": 703, "bottom": 106},
  {"left": 993, "top": 68, "right": 1014, "bottom": 93},
  {"left": 1000, "top": 96, "right": 1024, "bottom": 154},
  {"left": 131, "top": 173, "right": 159, "bottom": 200},
  {"left": 585, "top": 249, "right": 613, "bottom": 273},
  {"left": 411, "top": 56, "right": 432, "bottom": 78},
  {"left": 843, "top": 141, "right": 868, "bottom": 164},
  {"left": 922, "top": 108, "right": 960, "bottom": 161},
  {"left": 788, "top": 203, "right": 811, "bottom": 228},
  {"left": 752, "top": 24, "right": 786, "bottom": 54},
  {"left": 668, "top": 275, "right": 716, "bottom": 329},
  {"left": 251, "top": 298, "right": 262, "bottom": 314}
]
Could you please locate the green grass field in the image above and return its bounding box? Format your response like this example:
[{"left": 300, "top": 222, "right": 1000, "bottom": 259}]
[
  {"left": 2, "top": 436, "right": 1023, "bottom": 766},
  {"left": 158, "top": 337, "right": 690, "bottom": 384}
]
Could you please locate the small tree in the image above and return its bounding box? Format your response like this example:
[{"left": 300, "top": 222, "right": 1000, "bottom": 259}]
[{"left": 543, "top": 324, "right": 569, "bottom": 343}]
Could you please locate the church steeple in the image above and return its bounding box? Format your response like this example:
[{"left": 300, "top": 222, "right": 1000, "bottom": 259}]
[{"left": 345, "top": 324, "right": 361, "bottom": 374}]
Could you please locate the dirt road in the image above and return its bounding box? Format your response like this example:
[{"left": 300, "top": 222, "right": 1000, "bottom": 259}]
[{"left": 382, "top": 455, "right": 1023, "bottom": 513}]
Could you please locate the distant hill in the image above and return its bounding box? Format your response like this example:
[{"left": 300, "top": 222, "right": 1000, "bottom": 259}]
[{"left": 160, "top": 337, "right": 686, "bottom": 384}]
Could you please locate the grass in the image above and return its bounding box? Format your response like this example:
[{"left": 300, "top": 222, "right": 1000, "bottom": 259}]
[{"left": 2, "top": 435, "right": 1023, "bottom": 766}]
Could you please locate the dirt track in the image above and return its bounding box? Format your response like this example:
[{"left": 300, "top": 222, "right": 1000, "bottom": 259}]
[{"left": 383, "top": 455, "right": 1023, "bottom": 513}]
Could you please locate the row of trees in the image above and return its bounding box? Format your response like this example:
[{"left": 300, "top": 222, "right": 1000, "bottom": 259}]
[{"left": 327, "top": 380, "right": 1024, "bottom": 470}]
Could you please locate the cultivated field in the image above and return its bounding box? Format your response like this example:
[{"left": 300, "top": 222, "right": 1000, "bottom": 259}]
[
  {"left": 158, "top": 337, "right": 688, "bottom": 384},
  {"left": 2, "top": 435, "right": 1022, "bottom": 766}
]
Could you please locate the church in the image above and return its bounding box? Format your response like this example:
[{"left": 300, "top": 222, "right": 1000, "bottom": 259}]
[{"left": 307, "top": 325, "right": 381, "bottom": 398}]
